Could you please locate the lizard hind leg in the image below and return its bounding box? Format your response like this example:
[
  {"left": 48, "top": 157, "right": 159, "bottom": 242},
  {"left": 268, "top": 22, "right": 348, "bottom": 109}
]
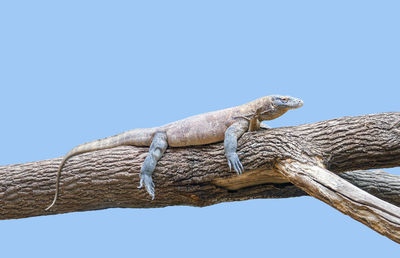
[{"left": 137, "top": 132, "right": 168, "bottom": 199}]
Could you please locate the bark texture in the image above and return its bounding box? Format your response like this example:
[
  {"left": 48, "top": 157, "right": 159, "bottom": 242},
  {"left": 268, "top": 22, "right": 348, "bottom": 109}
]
[
  {"left": 275, "top": 159, "right": 400, "bottom": 243},
  {"left": 340, "top": 170, "right": 400, "bottom": 207},
  {"left": 1, "top": 112, "right": 400, "bottom": 239}
]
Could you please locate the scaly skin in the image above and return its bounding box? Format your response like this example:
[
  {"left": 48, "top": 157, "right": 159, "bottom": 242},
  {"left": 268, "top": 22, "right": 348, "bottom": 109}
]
[{"left": 45, "top": 95, "right": 303, "bottom": 210}]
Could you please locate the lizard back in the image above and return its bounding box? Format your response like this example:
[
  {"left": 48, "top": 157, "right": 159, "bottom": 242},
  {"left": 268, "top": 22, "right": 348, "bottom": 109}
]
[{"left": 162, "top": 105, "right": 244, "bottom": 147}]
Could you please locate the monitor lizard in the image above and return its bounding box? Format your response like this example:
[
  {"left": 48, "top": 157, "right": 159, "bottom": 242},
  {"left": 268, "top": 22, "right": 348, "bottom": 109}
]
[{"left": 45, "top": 95, "right": 303, "bottom": 210}]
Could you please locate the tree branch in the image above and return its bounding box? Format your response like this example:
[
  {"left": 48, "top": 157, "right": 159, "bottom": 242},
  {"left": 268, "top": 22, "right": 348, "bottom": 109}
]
[
  {"left": 275, "top": 159, "right": 400, "bottom": 243},
  {"left": 1, "top": 112, "right": 400, "bottom": 242},
  {"left": 340, "top": 170, "right": 400, "bottom": 207}
]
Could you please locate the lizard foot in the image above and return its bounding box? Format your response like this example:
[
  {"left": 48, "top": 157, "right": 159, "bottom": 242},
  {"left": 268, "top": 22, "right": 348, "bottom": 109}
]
[
  {"left": 226, "top": 153, "right": 244, "bottom": 175},
  {"left": 138, "top": 174, "right": 155, "bottom": 200}
]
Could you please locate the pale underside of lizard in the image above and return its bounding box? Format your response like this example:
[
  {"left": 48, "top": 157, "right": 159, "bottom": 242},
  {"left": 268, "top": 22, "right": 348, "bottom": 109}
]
[{"left": 45, "top": 95, "right": 303, "bottom": 210}]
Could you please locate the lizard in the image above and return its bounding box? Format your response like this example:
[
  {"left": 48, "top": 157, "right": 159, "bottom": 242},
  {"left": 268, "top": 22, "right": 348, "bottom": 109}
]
[{"left": 45, "top": 95, "right": 303, "bottom": 210}]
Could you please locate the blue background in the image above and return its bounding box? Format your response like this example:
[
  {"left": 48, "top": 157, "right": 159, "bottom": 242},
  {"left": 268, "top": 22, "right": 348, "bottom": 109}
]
[{"left": 1, "top": 1, "right": 399, "bottom": 256}]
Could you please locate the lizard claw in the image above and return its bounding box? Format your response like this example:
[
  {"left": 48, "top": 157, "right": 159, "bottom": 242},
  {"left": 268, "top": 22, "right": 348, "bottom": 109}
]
[
  {"left": 226, "top": 153, "right": 244, "bottom": 175},
  {"left": 138, "top": 174, "right": 155, "bottom": 199},
  {"left": 138, "top": 178, "right": 143, "bottom": 189}
]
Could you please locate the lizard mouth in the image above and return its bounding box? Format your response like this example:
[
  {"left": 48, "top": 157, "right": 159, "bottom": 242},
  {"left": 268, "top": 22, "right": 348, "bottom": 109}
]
[
  {"left": 296, "top": 100, "right": 304, "bottom": 108},
  {"left": 285, "top": 98, "right": 303, "bottom": 109}
]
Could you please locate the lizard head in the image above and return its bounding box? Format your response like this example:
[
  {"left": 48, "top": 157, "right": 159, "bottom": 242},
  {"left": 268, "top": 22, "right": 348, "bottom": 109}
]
[
  {"left": 257, "top": 95, "right": 303, "bottom": 120},
  {"left": 270, "top": 95, "right": 303, "bottom": 110}
]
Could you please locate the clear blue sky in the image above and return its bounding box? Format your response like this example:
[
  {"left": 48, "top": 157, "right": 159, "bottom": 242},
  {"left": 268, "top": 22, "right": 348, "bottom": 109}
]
[{"left": 1, "top": 1, "right": 399, "bottom": 256}]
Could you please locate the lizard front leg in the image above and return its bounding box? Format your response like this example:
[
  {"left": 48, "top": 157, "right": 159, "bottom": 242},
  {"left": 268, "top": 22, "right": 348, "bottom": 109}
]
[
  {"left": 138, "top": 132, "right": 168, "bottom": 199},
  {"left": 224, "top": 119, "right": 249, "bottom": 175}
]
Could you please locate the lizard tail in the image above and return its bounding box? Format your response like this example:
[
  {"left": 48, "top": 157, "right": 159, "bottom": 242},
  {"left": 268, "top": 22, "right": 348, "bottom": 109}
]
[
  {"left": 45, "top": 128, "right": 158, "bottom": 211},
  {"left": 45, "top": 155, "right": 70, "bottom": 211}
]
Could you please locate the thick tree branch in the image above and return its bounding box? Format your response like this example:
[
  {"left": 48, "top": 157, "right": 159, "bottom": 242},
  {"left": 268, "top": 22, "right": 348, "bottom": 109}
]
[
  {"left": 340, "top": 170, "right": 400, "bottom": 207},
  {"left": 1, "top": 113, "right": 400, "bottom": 234},
  {"left": 275, "top": 159, "right": 400, "bottom": 243}
]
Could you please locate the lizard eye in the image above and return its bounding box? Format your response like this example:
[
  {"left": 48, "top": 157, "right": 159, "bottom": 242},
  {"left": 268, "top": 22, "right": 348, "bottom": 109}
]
[{"left": 280, "top": 97, "right": 289, "bottom": 103}]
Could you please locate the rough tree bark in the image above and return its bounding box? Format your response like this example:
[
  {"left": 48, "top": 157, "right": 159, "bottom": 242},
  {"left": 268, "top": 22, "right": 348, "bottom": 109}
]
[{"left": 1, "top": 112, "right": 400, "bottom": 242}]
